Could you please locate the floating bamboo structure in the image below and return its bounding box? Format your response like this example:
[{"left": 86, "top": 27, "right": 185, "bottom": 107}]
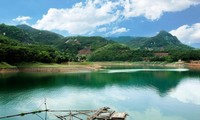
[{"left": 0, "top": 100, "right": 127, "bottom": 120}]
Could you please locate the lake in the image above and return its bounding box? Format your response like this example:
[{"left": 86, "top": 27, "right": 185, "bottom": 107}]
[{"left": 0, "top": 66, "right": 200, "bottom": 120}]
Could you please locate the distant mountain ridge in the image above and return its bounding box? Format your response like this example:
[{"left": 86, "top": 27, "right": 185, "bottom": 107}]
[
  {"left": 57, "top": 36, "right": 114, "bottom": 54},
  {"left": 107, "top": 31, "right": 192, "bottom": 50},
  {"left": 0, "top": 24, "right": 114, "bottom": 58},
  {"left": 0, "top": 24, "right": 193, "bottom": 51},
  {"left": 1, "top": 23, "right": 200, "bottom": 63},
  {"left": 16, "top": 24, "right": 64, "bottom": 45},
  {"left": 0, "top": 24, "right": 64, "bottom": 45},
  {"left": 0, "top": 24, "right": 33, "bottom": 43}
]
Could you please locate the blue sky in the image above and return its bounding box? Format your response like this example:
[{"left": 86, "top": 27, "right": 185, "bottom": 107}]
[{"left": 0, "top": 0, "right": 200, "bottom": 45}]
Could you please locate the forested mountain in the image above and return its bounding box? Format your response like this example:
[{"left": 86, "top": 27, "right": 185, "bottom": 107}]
[
  {"left": 0, "top": 24, "right": 33, "bottom": 43},
  {"left": 16, "top": 24, "right": 64, "bottom": 45},
  {"left": 0, "top": 33, "right": 68, "bottom": 63},
  {"left": 89, "top": 43, "right": 160, "bottom": 61},
  {"left": 106, "top": 36, "right": 137, "bottom": 44},
  {"left": 57, "top": 36, "right": 114, "bottom": 54},
  {"left": 1, "top": 23, "right": 199, "bottom": 63},
  {"left": 0, "top": 24, "right": 116, "bottom": 63},
  {"left": 89, "top": 43, "right": 133, "bottom": 61},
  {"left": 108, "top": 31, "right": 192, "bottom": 50}
]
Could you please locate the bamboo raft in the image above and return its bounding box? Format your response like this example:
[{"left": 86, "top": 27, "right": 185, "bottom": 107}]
[{"left": 0, "top": 99, "right": 127, "bottom": 120}]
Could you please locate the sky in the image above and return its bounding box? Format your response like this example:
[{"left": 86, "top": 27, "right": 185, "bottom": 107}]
[{"left": 0, "top": 0, "right": 200, "bottom": 46}]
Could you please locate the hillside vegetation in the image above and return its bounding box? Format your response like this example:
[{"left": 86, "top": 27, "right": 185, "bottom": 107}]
[
  {"left": 17, "top": 24, "right": 64, "bottom": 45},
  {"left": 0, "top": 23, "right": 200, "bottom": 65},
  {"left": 0, "top": 24, "right": 33, "bottom": 43},
  {"left": 108, "top": 31, "right": 192, "bottom": 50},
  {"left": 89, "top": 43, "right": 133, "bottom": 61},
  {"left": 0, "top": 34, "right": 68, "bottom": 63},
  {"left": 57, "top": 36, "right": 113, "bottom": 53}
]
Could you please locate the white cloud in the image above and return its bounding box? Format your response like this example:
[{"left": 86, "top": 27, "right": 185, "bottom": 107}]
[
  {"left": 131, "top": 108, "right": 185, "bottom": 120},
  {"left": 33, "top": 0, "right": 121, "bottom": 35},
  {"left": 32, "top": 0, "right": 200, "bottom": 35},
  {"left": 110, "top": 27, "right": 129, "bottom": 34},
  {"left": 98, "top": 27, "right": 107, "bottom": 32},
  {"left": 122, "top": 0, "right": 200, "bottom": 20},
  {"left": 13, "top": 16, "right": 32, "bottom": 24},
  {"left": 170, "top": 23, "right": 200, "bottom": 45},
  {"left": 169, "top": 79, "right": 200, "bottom": 105}
]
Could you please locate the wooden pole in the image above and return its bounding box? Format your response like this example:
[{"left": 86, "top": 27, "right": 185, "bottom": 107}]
[
  {"left": 87, "top": 107, "right": 110, "bottom": 120},
  {"left": 0, "top": 110, "right": 48, "bottom": 119},
  {"left": 44, "top": 98, "right": 47, "bottom": 120}
]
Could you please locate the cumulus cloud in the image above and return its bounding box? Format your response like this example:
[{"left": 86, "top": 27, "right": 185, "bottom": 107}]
[
  {"left": 122, "top": 0, "right": 200, "bottom": 20},
  {"left": 13, "top": 16, "right": 32, "bottom": 24},
  {"left": 33, "top": 0, "right": 121, "bottom": 35},
  {"left": 170, "top": 23, "right": 200, "bottom": 45},
  {"left": 32, "top": 0, "right": 200, "bottom": 35},
  {"left": 98, "top": 27, "right": 107, "bottom": 32},
  {"left": 169, "top": 79, "right": 200, "bottom": 105},
  {"left": 110, "top": 27, "right": 129, "bottom": 34}
]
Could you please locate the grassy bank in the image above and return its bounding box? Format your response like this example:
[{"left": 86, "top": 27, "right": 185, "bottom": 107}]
[
  {"left": 1, "top": 61, "right": 184, "bottom": 69},
  {"left": 0, "top": 62, "right": 18, "bottom": 73},
  {"left": 0, "top": 61, "right": 197, "bottom": 73},
  {"left": 13, "top": 62, "right": 101, "bottom": 73},
  {"left": 16, "top": 62, "right": 69, "bottom": 68},
  {"left": 0, "top": 62, "right": 17, "bottom": 69}
]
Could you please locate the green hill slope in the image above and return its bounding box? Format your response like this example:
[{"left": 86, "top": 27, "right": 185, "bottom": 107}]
[
  {"left": 89, "top": 43, "right": 133, "bottom": 61},
  {"left": 0, "top": 23, "right": 198, "bottom": 63},
  {"left": 108, "top": 31, "right": 192, "bottom": 50},
  {"left": 57, "top": 36, "right": 114, "bottom": 54},
  {"left": 16, "top": 24, "right": 64, "bottom": 45},
  {"left": 0, "top": 24, "right": 33, "bottom": 43},
  {"left": 0, "top": 34, "right": 68, "bottom": 63}
]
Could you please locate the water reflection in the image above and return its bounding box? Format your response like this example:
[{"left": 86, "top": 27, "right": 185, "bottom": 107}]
[
  {"left": 106, "top": 68, "right": 189, "bottom": 73},
  {"left": 1, "top": 70, "right": 200, "bottom": 95},
  {"left": 169, "top": 78, "right": 200, "bottom": 105},
  {"left": 0, "top": 68, "right": 200, "bottom": 120},
  {"left": 129, "top": 108, "right": 185, "bottom": 120}
]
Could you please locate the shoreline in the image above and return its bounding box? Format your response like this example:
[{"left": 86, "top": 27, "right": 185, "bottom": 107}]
[
  {"left": 0, "top": 63, "right": 102, "bottom": 73},
  {"left": 1, "top": 62, "right": 200, "bottom": 73},
  {"left": 0, "top": 68, "right": 19, "bottom": 73},
  {"left": 18, "top": 65, "right": 101, "bottom": 73}
]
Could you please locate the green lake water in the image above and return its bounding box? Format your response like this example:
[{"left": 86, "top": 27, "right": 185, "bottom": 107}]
[{"left": 0, "top": 66, "right": 200, "bottom": 120}]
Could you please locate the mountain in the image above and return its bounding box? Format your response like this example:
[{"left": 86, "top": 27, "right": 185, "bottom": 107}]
[
  {"left": 0, "top": 24, "right": 33, "bottom": 43},
  {"left": 108, "top": 31, "right": 192, "bottom": 50},
  {"left": 0, "top": 23, "right": 199, "bottom": 63},
  {"left": 106, "top": 36, "right": 136, "bottom": 43},
  {"left": 0, "top": 24, "right": 64, "bottom": 45},
  {"left": 0, "top": 33, "right": 68, "bottom": 63},
  {"left": 89, "top": 43, "right": 133, "bottom": 61},
  {"left": 0, "top": 34, "right": 20, "bottom": 46},
  {"left": 57, "top": 36, "right": 114, "bottom": 54},
  {"left": 16, "top": 24, "right": 64, "bottom": 45}
]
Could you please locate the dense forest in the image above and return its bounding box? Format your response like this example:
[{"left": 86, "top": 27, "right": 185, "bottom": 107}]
[
  {"left": 108, "top": 31, "right": 192, "bottom": 50},
  {"left": 0, "top": 35, "right": 68, "bottom": 63},
  {"left": 0, "top": 24, "right": 200, "bottom": 64}
]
